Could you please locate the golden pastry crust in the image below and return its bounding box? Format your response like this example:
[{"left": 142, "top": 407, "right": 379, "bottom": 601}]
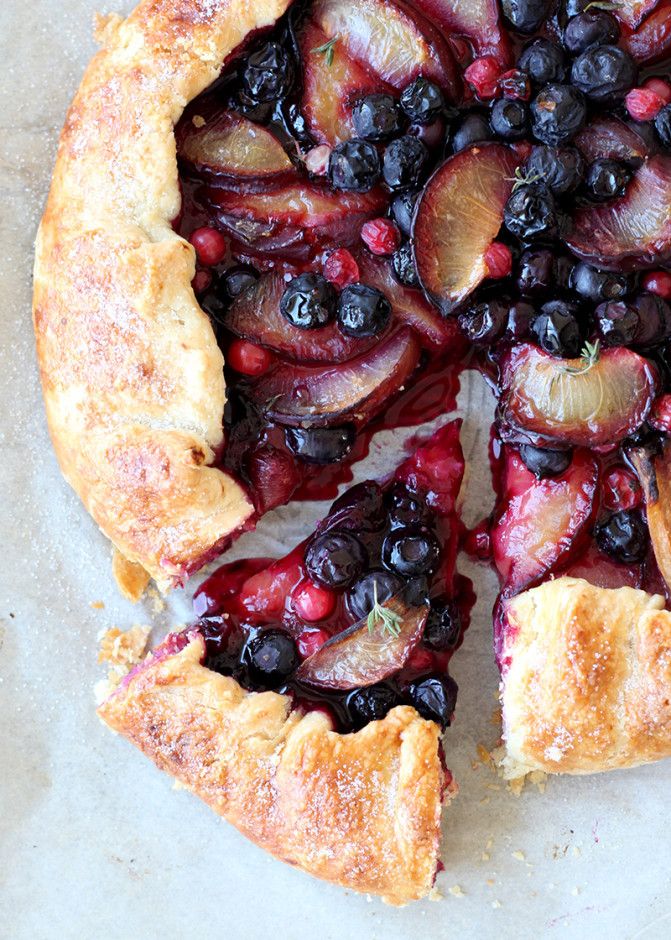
[
  {"left": 33, "top": 0, "right": 297, "bottom": 589},
  {"left": 500, "top": 577, "right": 671, "bottom": 776},
  {"left": 98, "top": 635, "right": 453, "bottom": 904}
]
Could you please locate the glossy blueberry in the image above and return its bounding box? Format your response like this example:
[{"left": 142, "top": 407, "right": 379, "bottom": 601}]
[
  {"left": 519, "top": 443, "right": 572, "bottom": 478},
  {"left": 595, "top": 509, "right": 648, "bottom": 563},
  {"left": 347, "top": 684, "right": 400, "bottom": 728},
  {"left": 517, "top": 248, "right": 555, "bottom": 296},
  {"left": 305, "top": 531, "right": 368, "bottom": 589},
  {"left": 490, "top": 98, "right": 528, "bottom": 140},
  {"left": 284, "top": 425, "right": 356, "bottom": 464},
  {"left": 530, "top": 299, "right": 582, "bottom": 357},
  {"left": 243, "top": 42, "right": 292, "bottom": 103},
  {"left": 390, "top": 190, "right": 419, "bottom": 236},
  {"left": 531, "top": 84, "right": 586, "bottom": 145},
  {"left": 505, "top": 301, "right": 537, "bottom": 340},
  {"left": 406, "top": 674, "right": 458, "bottom": 727},
  {"left": 337, "top": 284, "right": 392, "bottom": 337},
  {"left": 450, "top": 113, "right": 492, "bottom": 153},
  {"left": 502, "top": 0, "right": 554, "bottom": 34},
  {"left": 246, "top": 629, "right": 299, "bottom": 686},
  {"left": 386, "top": 482, "right": 432, "bottom": 529},
  {"left": 655, "top": 105, "right": 671, "bottom": 149},
  {"left": 585, "top": 158, "right": 631, "bottom": 200},
  {"left": 423, "top": 598, "right": 462, "bottom": 650},
  {"left": 569, "top": 262, "right": 631, "bottom": 302},
  {"left": 391, "top": 244, "right": 419, "bottom": 286},
  {"left": 571, "top": 45, "right": 637, "bottom": 102},
  {"left": 594, "top": 301, "right": 640, "bottom": 347},
  {"left": 346, "top": 570, "right": 404, "bottom": 620},
  {"left": 352, "top": 94, "right": 401, "bottom": 142},
  {"left": 526, "top": 145, "right": 584, "bottom": 194},
  {"left": 503, "top": 183, "right": 557, "bottom": 240},
  {"left": 382, "top": 528, "right": 441, "bottom": 577},
  {"left": 198, "top": 281, "right": 228, "bottom": 326},
  {"left": 328, "top": 139, "right": 381, "bottom": 192},
  {"left": 458, "top": 300, "right": 509, "bottom": 345},
  {"left": 382, "top": 136, "right": 429, "bottom": 189},
  {"left": 629, "top": 293, "right": 671, "bottom": 346},
  {"left": 328, "top": 481, "right": 387, "bottom": 533},
  {"left": 222, "top": 266, "right": 258, "bottom": 299},
  {"left": 280, "top": 273, "right": 336, "bottom": 329},
  {"left": 519, "top": 39, "right": 566, "bottom": 85},
  {"left": 400, "top": 77, "right": 445, "bottom": 125},
  {"left": 563, "top": 11, "right": 619, "bottom": 55}
]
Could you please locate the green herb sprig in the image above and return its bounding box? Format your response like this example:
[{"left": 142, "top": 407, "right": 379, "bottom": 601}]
[
  {"left": 559, "top": 339, "right": 601, "bottom": 376},
  {"left": 311, "top": 35, "right": 339, "bottom": 67},
  {"left": 366, "top": 580, "right": 402, "bottom": 638}
]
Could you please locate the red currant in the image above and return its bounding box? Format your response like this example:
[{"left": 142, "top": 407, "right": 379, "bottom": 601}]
[
  {"left": 323, "top": 248, "right": 360, "bottom": 288},
  {"left": 227, "top": 339, "right": 274, "bottom": 376},
  {"left": 405, "top": 646, "right": 436, "bottom": 674},
  {"left": 603, "top": 467, "right": 642, "bottom": 511},
  {"left": 484, "top": 241, "right": 513, "bottom": 279},
  {"left": 625, "top": 87, "right": 665, "bottom": 122},
  {"left": 464, "top": 56, "right": 502, "bottom": 99},
  {"left": 292, "top": 580, "right": 337, "bottom": 622},
  {"left": 642, "top": 270, "right": 671, "bottom": 300},
  {"left": 360, "top": 217, "right": 401, "bottom": 256},
  {"left": 189, "top": 226, "right": 227, "bottom": 266},
  {"left": 649, "top": 394, "right": 671, "bottom": 434},
  {"left": 296, "top": 627, "right": 331, "bottom": 659}
]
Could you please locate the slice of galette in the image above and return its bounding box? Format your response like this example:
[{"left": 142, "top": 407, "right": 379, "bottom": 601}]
[{"left": 99, "top": 421, "right": 468, "bottom": 903}]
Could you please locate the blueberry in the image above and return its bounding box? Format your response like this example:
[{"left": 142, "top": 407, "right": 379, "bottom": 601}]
[
  {"left": 386, "top": 482, "right": 432, "bottom": 529},
  {"left": 503, "top": 183, "right": 557, "bottom": 240},
  {"left": 423, "top": 598, "right": 462, "bottom": 650},
  {"left": 490, "top": 98, "right": 529, "bottom": 140},
  {"left": 517, "top": 248, "right": 555, "bottom": 295},
  {"left": 352, "top": 93, "right": 401, "bottom": 142},
  {"left": 391, "top": 244, "right": 419, "bottom": 286},
  {"left": 450, "top": 113, "right": 492, "bottom": 153},
  {"left": 571, "top": 45, "right": 637, "bottom": 102},
  {"left": 569, "top": 262, "right": 631, "bottom": 301},
  {"left": 519, "top": 39, "right": 566, "bottom": 85},
  {"left": 390, "top": 190, "right": 419, "bottom": 235},
  {"left": 199, "top": 281, "right": 228, "bottom": 325},
  {"left": 530, "top": 299, "right": 582, "bottom": 356},
  {"left": 505, "top": 300, "right": 537, "bottom": 340},
  {"left": 347, "top": 684, "right": 400, "bottom": 728},
  {"left": 519, "top": 443, "right": 572, "bottom": 478},
  {"left": 346, "top": 570, "right": 404, "bottom": 620},
  {"left": 328, "top": 481, "right": 387, "bottom": 533},
  {"left": 246, "top": 629, "right": 299, "bottom": 686},
  {"left": 305, "top": 531, "right": 367, "bottom": 589},
  {"left": 629, "top": 293, "right": 671, "bottom": 346},
  {"left": 458, "top": 300, "right": 509, "bottom": 345},
  {"left": 654, "top": 104, "right": 671, "bottom": 148},
  {"left": 328, "top": 139, "right": 381, "bottom": 192},
  {"left": 595, "top": 509, "right": 648, "bottom": 563},
  {"left": 406, "top": 674, "right": 458, "bottom": 727},
  {"left": 563, "top": 11, "right": 619, "bottom": 55},
  {"left": 400, "top": 77, "right": 445, "bottom": 125},
  {"left": 502, "top": 0, "right": 554, "bottom": 33},
  {"left": 337, "top": 283, "right": 392, "bottom": 337},
  {"left": 382, "top": 136, "right": 429, "bottom": 189},
  {"left": 243, "top": 42, "right": 292, "bottom": 103},
  {"left": 382, "top": 528, "right": 441, "bottom": 577},
  {"left": 526, "top": 145, "right": 584, "bottom": 194},
  {"left": 280, "top": 273, "right": 336, "bottom": 329},
  {"left": 585, "top": 158, "right": 631, "bottom": 199},
  {"left": 222, "top": 266, "right": 258, "bottom": 299},
  {"left": 594, "top": 301, "right": 640, "bottom": 347},
  {"left": 531, "top": 84, "right": 586, "bottom": 145},
  {"left": 284, "top": 426, "right": 355, "bottom": 464}
]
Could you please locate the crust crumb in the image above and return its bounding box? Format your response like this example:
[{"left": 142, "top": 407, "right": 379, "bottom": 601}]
[
  {"left": 428, "top": 886, "right": 443, "bottom": 902},
  {"left": 147, "top": 585, "right": 167, "bottom": 614},
  {"left": 90, "top": 600, "right": 105, "bottom": 610},
  {"left": 492, "top": 899, "right": 502, "bottom": 909},
  {"left": 192, "top": 114, "right": 206, "bottom": 128},
  {"left": 96, "top": 625, "right": 150, "bottom": 702},
  {"left": 448, "top": 885, "right": 465, "bottom": 897},
  {"left": 512, "top": 850, "right": 525, "bottom": 861},
  {"left": 112, "top": 549, "right": 151, "bottom": 602}
]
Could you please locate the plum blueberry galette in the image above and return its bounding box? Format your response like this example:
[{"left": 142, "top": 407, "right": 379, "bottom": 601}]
[{"left": 33, "top": 0, "right": 671, "bottom": 905}]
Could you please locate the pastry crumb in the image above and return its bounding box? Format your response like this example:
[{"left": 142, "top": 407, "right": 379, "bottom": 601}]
[
  {"left": 448, "top": 885, "right": 465, "bottom": 898},
  {"left": 147, "top": 586, "right": 166, "bottom": 614},
  {"left": 192, "top": 114, "right": 206, "bottom": 127},
  {"left": 512, "top": 850, "right": 525, "bottom": 861},
  {"left": 112, "top": 549, "right": 150, "bottom": 602},
  {"left": 428, "top": 886, "right": 443, "bottom": 902},
  {"left": 481, "top": 852, "right": 490, "bottom": 861},
  {"left": 571, "top": 886, "right": 581, "bottom": 896},
  {"left": 486, "top": 879, "right": 495, "bottom": 887},
  {"left": 90, "top": 600, "right": 105, "bottom": 610},
  {"left": 96, "top": 625, "right": 151, "bottom": 702},
  {"left": 492, "top": 900, "right": 502, "bottom": 909}
]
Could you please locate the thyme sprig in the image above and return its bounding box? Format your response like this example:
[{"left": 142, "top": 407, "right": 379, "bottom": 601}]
[
  {"left": 311, "top": 35, "right": 339, "bottom": 67},
  {"left": 367, "top": 580, "right": 402, "bottom": 638},
  {"left": 506, "top": 166, "right": 545, "bottom": 193},
  {"left": 559, "top": 339, "right": 601, "bottom": 376}
]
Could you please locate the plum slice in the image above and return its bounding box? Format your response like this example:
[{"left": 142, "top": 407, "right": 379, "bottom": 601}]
[
  {"left": 499, "top": 344, "right": 657, "bottom": 449},
  {"left": 247, "top": 328, "right": 421, "bottom": 427},
  {"left": 622, "top": 0, "right": 671, "bottom": 63},
  {"left": 628, "top": 444, "right": 671, "bottom": 594},
  {"left": 177, "top": 110, "right": 293, "bottom": 187},
  {"left": 563, "top": 542, "right": 643, "bottom": 591},
  {"left": 300, "top": 22, "right": 383, "bottom": 146},
  {"left": 225, "top": 272, "right": 378, "bottom": 363},
  {"left": 295, "top": 589, "right": 429, "bottom": 690},
  {"left": 312, "top": 0, "right": 460, "bottom": 98},
  {"left": 574, "top": 116, "right": 650, "bottom": 166},
  {"left": 413, "top": 144, "right": 520, "bottom": 315},
  {"left": 412, "top": 0, "right": 511, "bottom": 64},
  {"left": 566, "top": 156, "right": 671, "bottom": 272},
  {"left": 616, "top": 0, "right": 661, "bottom": 29},
  {"left": 491, "top": 448, "right": 598, "bottom": 594}
]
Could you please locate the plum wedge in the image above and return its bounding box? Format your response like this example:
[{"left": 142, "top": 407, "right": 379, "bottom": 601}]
[
  {"left": 566, "top": 156, "right": 671, "bottom": 272},
  {"left": 622, "top": 0, "right": 671, "bottom": 63},
  {"left": 413, "top": 144, "right": 519, "bottom": 315},
  {"left": 412, "top": 0, "right": 511, "bottom": 64},
  {"left": 295, "top": 589, "right": 429, "bottom": 690},
  {"left": 246, "top": 328, "right": 421, "bottom": 426},
  {"left": 491, "top": 448, "right": 598, "bottom": 594},
  {"left": 615, "top": 0, "right": 661, "bottom": 28},
  {"left": 499, "top": 344, "right": 658, "bottom": 448},
  {"left": 574, "top": 116, "right": 649, "bottom": 166},
  {"left": 628, "top": 444, "right": 671, "bottom": 595},
  {"left": 312, "top": 0, "right": 460, "bottom": 98}
]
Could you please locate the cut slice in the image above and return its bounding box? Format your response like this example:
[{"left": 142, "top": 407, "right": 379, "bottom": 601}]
[
  {"left": 566, "top": 156, "right": 671, "bottom": 272},
  {"left": 573, "top": 115, "right": 649, "bottom": 166},
  {"left": 246, "top": 328, "right": 421, "bottom": 427},
  {"left": 413, "top": 144, "right": 520, "bottom": 315},
  {"left": 412, "top": 0, "right": 512, "bottom": 64},
  {"left": 312, "top": 0, "right": 460, "bottom": 98},
  {"left": 615, "top": 0, "right": 661, "bottom": 29},
  {"left": 628, "top": 443, "right": 671, "bottom": 595},
  {"left": 491, "top": 448, "right": 598, "bottom": 594},
  {"left": 499, "top": 344, "right": 658, "bottom": 448}
]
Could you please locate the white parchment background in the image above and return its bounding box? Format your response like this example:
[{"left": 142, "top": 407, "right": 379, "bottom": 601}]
[{"left": 1, "top": 2, "right": 671, "bottom": 937}]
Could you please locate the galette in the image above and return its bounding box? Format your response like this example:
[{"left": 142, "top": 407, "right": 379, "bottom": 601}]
[{"left": 34, "top": 0, "right": 671, "bottom": 906}]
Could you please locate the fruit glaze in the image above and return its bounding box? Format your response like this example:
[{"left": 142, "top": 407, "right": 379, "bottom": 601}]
[{"left": 170, "top": 0, "right": 671, "bottom": 732}]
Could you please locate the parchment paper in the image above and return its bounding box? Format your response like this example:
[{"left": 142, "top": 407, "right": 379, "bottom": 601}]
[{"left": 2, "top": 3, "right": 671, "bottom": 937}]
